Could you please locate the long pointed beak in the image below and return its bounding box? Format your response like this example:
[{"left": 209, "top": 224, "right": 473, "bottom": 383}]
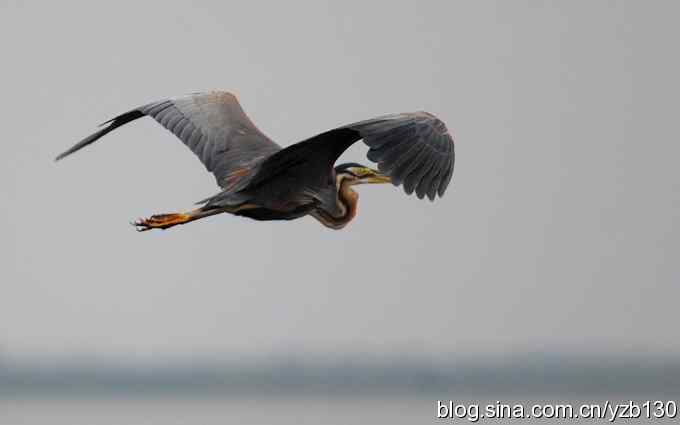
[
  {"left": 364, "top": 174, "right": 392, "bottom": 183},
  {"left": 358, "top": 169, "right": 391, "bottom": 184}
]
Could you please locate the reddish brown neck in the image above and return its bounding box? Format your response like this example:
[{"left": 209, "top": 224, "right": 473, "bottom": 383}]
[{"left": 313, "top": 178, "right": 358, "bottom": 229}]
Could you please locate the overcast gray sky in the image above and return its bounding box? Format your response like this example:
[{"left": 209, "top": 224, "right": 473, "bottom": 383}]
[{"left": 1, "top": 1, "right": 678, "bottom": 361}]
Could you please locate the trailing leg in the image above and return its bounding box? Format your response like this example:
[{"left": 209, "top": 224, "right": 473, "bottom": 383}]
[
  {"left": 133, "top": 206, "right": 224, "bottom": 231},
  {"left": 132, "top": 203, "right": 258, "bottom": 231}
]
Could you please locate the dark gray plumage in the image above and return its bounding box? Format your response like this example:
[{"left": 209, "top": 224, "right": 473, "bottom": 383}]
[
  {"left": 56, "top": 91, "right": 455, "bottom": 231},
  {"left": 347, "top": 112, "right": 454, "bottom": 200}
]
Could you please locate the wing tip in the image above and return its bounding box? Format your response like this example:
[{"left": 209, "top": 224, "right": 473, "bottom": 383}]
[{"left": 56, "top": 109, "right": 147, "bottom": 163}]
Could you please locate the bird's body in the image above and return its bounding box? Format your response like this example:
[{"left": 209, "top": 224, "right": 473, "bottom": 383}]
[{"left": 57, "top": 91, "right": 455, "bottom": 231}]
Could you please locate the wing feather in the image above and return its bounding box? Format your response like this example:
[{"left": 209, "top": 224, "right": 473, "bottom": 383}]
[
  {"left": 248, "top": 111, "right": 455, "bottom": 200},
  {"left": 349, "top": 112, "right": 455, "bottom": 199},
  {"left": 56, "top": 91, "right": 281, "bottom": 188}
]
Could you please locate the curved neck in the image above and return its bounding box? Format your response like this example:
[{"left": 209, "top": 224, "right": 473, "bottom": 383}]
[{"left": 314, "top": 177, "right": 358, "bottom": 229}]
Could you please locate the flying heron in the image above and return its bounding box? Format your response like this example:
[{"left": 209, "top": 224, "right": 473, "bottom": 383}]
[{"left": 56, "top": 91, "right": 455, "bottom": 231}]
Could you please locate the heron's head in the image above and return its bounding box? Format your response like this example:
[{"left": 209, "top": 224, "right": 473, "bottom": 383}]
[{"left": 334, "top": 162, "right": 391, "bottom": 186}]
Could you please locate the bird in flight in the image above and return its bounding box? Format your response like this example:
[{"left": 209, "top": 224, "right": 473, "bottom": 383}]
[{"left": 57, "top": 91, "right": 455, "bottom": 231}]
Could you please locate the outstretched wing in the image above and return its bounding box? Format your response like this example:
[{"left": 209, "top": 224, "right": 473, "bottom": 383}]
[
  {"left": 249, "top": 112, "right": 454, "bottom": 200},
  {"left": 56, "top": 91, "right": 281, "bottom": 188}
]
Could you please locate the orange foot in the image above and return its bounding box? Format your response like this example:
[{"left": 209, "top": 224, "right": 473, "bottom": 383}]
[{"left": 133, "top": 213, "right": 192, "bottom": 232}]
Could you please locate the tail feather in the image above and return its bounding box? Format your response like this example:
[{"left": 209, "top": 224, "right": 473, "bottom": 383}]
[{"left": 55, "top": 109, "right": 145, "bottom": 161}]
